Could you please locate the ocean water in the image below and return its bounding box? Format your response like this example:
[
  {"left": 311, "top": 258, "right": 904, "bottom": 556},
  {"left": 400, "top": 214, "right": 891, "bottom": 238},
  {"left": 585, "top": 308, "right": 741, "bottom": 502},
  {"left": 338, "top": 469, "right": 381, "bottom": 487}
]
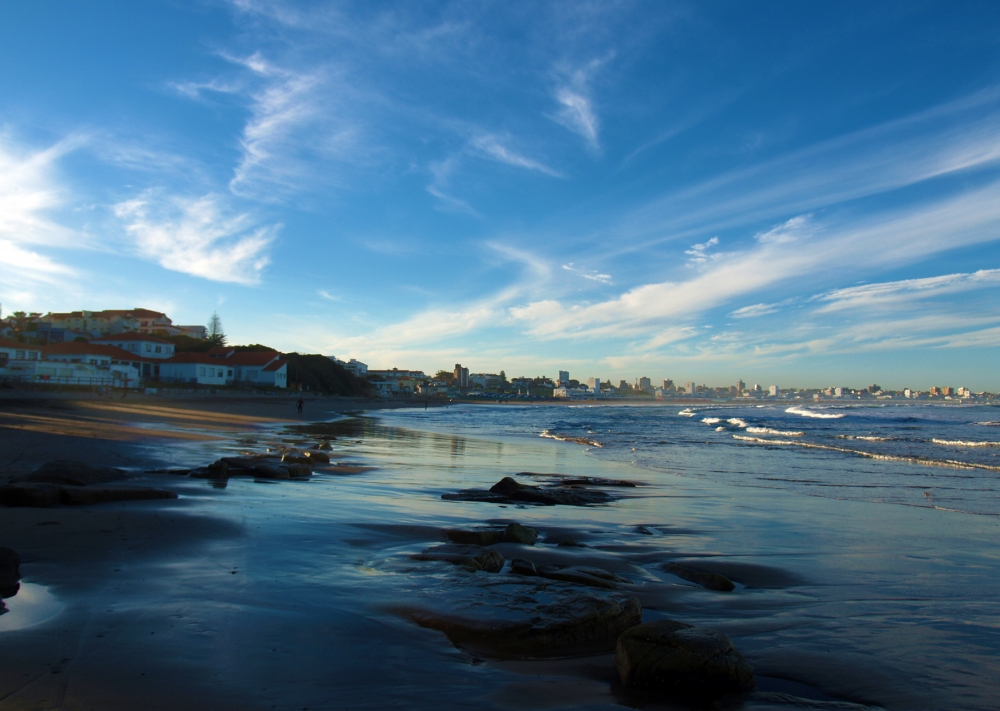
[{"left": 380, "top": 402, "right": 1000, "bottom": 516}]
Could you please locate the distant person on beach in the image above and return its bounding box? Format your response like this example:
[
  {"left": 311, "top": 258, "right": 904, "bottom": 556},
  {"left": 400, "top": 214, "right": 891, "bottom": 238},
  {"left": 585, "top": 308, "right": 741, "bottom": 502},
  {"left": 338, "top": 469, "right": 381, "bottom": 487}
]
[{"left": 296, "top": 398, "right": 304, "bottom": 414}]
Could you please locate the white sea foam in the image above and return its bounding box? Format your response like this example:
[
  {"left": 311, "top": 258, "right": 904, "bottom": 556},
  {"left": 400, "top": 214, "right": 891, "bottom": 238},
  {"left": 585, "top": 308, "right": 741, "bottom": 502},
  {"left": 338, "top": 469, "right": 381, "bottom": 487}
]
[
  {"left": 932, "top": 438, "right": 1000, "bottom": 448},
  {"left": 974, "top": 421, "right": 1000, "bottom": 426},
  {"left": 733, "top": 435, "right": 1000, "bottom": 471},
  {"left": 838, "top": 435, "right": 894, "bottom": 442},
  {"left": 701, "top": 417, "right": 722, "bottom": 424},
  {"left": 786, "top": 406, "right": 845, "bottom": 419},
  {"left": 745, "top": 427, "right": 804, "bottom": 436},
  {"left": 715, "top": 426, "right": 727, "bottom": 432},
  {"left": 540, "top": 430, "right": 603, "bottom": 447},
  {"left": 678, "top": 409, "right": 696, "bottom": 417},
  {"left": 727, "top": 418, "right": 748, "bottom": 428}
]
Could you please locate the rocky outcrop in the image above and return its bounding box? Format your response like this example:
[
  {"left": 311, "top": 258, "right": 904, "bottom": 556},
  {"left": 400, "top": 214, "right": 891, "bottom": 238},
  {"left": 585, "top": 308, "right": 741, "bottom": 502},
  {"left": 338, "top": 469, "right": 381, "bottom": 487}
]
[
  {"left": 442, "top": 476, "right": 615, "bottom": 506},
  {"left": 0, "top": 547, "right": 20, "bottom": 598},
  {"left": 615, "top": 620, "right": 754, "bottom": 698},
  {"left": 509, "top": 561, "right": 631, "bottom": 589},
  {"left": 412, "top": 544, "right": 505, "bottom": 573},
  {"left": 663, "top": 562, "right": 735, "bottom": 592},
  {"left": 407, "top": 593, "right": 642, "bottom": 658},
  {"left": 16, "top": 460, "right": 129, "bottom": 487},
  {"left": 501, "top": 522, "right": 538, "bottom": 545},
  {"left": 304, "top": 451, "right": 330, "bottom": 464},
  {"left": 445, "top": 528, "right": 503, "bottom": 546}
]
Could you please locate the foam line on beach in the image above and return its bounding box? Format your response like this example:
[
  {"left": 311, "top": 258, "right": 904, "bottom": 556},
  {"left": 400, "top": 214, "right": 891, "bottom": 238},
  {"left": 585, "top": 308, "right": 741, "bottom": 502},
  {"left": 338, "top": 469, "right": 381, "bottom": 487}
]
[
  {"left": 539, "top": 430, "right": 604, "bottom": 447},
  {"left": 733, "top": 434, "right": 1000, "bottom": 471},
  {"left": 745, "top": 427, "right": 803, "bottom": 436},
  {"left": 932, "top": 438, "right": 1000, "bottom": 448}
]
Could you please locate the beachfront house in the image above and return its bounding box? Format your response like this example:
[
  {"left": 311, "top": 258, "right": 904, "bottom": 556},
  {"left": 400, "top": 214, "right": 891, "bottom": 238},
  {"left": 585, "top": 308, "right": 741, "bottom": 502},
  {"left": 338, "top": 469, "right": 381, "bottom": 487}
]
[{"left": 159, "top": 348, "right": 288, "bottom": 388}]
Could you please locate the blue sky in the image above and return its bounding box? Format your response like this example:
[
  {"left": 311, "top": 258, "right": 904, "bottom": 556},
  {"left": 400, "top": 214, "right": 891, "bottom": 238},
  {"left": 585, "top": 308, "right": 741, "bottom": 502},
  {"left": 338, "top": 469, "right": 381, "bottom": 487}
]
[{"left": 2, "top": 1, "right": 1000, "bottom": 389}]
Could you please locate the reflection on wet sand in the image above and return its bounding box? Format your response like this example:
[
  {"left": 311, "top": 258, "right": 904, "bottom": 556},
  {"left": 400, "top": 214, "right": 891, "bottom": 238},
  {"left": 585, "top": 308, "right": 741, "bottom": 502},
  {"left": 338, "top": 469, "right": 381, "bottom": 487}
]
[{"left": 1, "top": 411, "right": 997, "bottom": 710}]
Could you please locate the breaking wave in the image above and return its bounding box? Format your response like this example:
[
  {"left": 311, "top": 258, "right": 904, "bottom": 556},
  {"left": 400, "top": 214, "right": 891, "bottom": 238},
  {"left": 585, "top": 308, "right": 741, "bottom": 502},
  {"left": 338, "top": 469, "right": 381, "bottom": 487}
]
[
  {"left": 746, "top": 427, "right": 804, "bottom": 436},
  {"left": 838, "top": 435, "right": 895, "bottom": 442},
  {"left": 540, "top": 430, "right": 603, "bottom": 448},
  {"left": 701, "top": 417, "right": 722, "bottom": 424},
  {"left": 786, "top": 406, "right": 846, "bottom": 419},
  {"left": 974, "top": 421, "right": 1000, "bottom": 426},
  {"left": 678, "top": 409, "right": 696, "bottom": 417},
  {"left": 734, "top": 435, "right": 1000, "bottom": 471},
  {"left": 932, "top": 438, "right": 1000, "bottom": 448},
  {"left": 727, "top": 418, "right": 748, "bottom": 428}
]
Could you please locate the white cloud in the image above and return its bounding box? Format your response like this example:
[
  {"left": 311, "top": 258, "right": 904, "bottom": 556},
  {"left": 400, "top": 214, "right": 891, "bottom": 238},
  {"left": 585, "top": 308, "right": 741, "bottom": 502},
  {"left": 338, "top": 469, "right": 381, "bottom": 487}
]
[
  {"left": 561, "top": 262, "right": 612, "bottom": 284},
  {"left": 756, "top": 215, "right": 813, "bottom": 244},
  {"left": 470, "top": 134, "right": 562, "bottom": 177},
  {"left": 730, "top": 302, "right": 782, "bottom": 319},
  {"left": 685, "top": 236, "right": 719, "bottom": 265},
  {"left": 113, "top": 193, "right": 276, "bottom": 285},
  {"left": 549, "top": 56, "right": 611, "bottom": 151},
  {"left": 816, "top": 269, "right": 1000, "bottom": 313},
  {"left": 317, "top": 290, "right": 341, "bottom": 301}
]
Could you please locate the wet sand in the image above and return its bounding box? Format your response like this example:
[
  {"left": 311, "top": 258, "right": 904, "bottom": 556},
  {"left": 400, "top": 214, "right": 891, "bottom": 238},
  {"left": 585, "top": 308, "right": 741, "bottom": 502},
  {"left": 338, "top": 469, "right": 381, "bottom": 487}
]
[{"left": 1, "top": 404, "right": 998, "bottom": 710}]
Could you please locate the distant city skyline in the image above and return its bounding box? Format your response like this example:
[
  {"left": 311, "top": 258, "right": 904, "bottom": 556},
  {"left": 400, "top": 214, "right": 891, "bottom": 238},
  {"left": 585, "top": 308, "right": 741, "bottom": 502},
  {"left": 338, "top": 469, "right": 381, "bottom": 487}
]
[{"left": 2, "top": 2, "right": 1000, "bottom": 390}]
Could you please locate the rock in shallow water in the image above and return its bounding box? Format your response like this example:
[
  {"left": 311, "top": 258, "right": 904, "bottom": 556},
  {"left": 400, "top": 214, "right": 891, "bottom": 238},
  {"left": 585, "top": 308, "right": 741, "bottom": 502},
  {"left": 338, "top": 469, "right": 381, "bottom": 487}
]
[
  {"left": 406, "top": 593, "right": 642, "bottom": 658},
  {"left": 412, "top": 544, "right": 505, "bottom": 573},
  {"left": 443, "top": 476, "right": 615, "bottom": 506},
  {"left": 615, "top": 619, "right": 755, "bottom": 698},
  {"left": 16, "top": 460, "right": 129, "bottom": 487},
  {"left": 663, "top": 562, "right": 736, "bottom": 592}
]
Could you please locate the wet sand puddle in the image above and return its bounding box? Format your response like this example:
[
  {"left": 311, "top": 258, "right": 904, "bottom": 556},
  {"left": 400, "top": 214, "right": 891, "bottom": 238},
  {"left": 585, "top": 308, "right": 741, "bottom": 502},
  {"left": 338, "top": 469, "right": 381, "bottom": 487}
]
[{"left": 3, "top": 412, "right": 998, "bottom": 710}]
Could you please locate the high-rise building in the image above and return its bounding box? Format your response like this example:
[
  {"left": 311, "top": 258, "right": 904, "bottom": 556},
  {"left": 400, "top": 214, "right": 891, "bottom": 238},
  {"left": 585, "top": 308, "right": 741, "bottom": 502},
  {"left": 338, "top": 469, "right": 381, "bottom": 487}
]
[
  {"left": 453, "top": 363, "right": 470, "bottom": 389},
  {"left": 662, "top": 379, "right": 674, "bottom": 391},
  {"left": 768, "top": 385, "right": 779, "bottom": 397},
  {"left": 619, "top": 380, "right": 629, "bottom": 391},
  {"left": 736, "top": 379, "right": 745, "bottom": 392},
  {"left": 686, "top": 381, "right": 696, "bottom": 395},
  {"left": 558, "top": 370, "right": 570, "bottom": 386},
  {"left": 638, "top": 376, "right": 652, "bottom": 393}
]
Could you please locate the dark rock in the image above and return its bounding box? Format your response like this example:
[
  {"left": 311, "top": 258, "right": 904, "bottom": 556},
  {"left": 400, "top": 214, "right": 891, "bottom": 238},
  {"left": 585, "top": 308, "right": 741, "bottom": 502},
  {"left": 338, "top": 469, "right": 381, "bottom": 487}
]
[
  {"left": 407, "top": 594, "right": 641, "bottom": 658},
  {"left": 285, "top": 464, "right": 312, "bottom": 478},
  {"left": 445, "top": 528, "right": 503, "bottom": 546},
  {"left": 510, "top": 559, "right": 537, "bottom": 576},
  {"left": 0, "top": 547, "right": 20, "bottom": 598},
  {"left": 316, "top": 440, "right": 333, "bottom": 450},
  {"left": 58, "top": 485, "right": 177, "bottom": 505},
  {"left": 412, "top": 544, "right": 505, "bottom": 573},
  {"left": 534, "top": 564, "right": 631, "bottom": 589},
  {"left": 304, "top": 450, "right": 330, "bottom": 464},
  {"left": 518, "top": 472, "right": 637, "bottom": 487},
  {"left": 17, "top": 460, "right": 129, "bottom": 487},
  {"left": 663, "top": 562, "right": 735, "bottom": 592},
  {"left": 557, "top": 540, "right": 587, "bottom": 548},
  {"left": 254, "top": 463, "right": 291, "bottom": 480},
  {"left": 220, "top": 456, "right": 266, "bottom": 469},
  {"left": 0, "top": 483, "right": 62, "bottom": 507},
  {"left": 635, "top": 525, "right": 654, "bottom": 535},
  {"left": 444, "top": 477, "right": 614, "bottom": 507},
  {"left": 615, "top": 620, "right": 754, "bottom": 698},
  {"left": 281, "top": 453, "right": 310, "bottom": 465},
  {"left": 502, "top": 522, "right": 538, "bottom": 545}
]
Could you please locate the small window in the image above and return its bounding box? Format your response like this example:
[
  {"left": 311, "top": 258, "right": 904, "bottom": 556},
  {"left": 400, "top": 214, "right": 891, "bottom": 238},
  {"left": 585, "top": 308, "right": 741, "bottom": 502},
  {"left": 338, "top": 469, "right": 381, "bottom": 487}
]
[
  {"left": 227, "top": 369, "right": 233, "bottom": 376},
  {"left": 145, "top": 344, "right": 151, "bottom": 352},
  {"left": 155, "top": 346, "right": 162, "bottom": 353},
  {"left": 16, "top": 350, "right": 24, "bottom": 359},
  {"left": 200, "top": 367, "right": 206, "bottom": 376}
]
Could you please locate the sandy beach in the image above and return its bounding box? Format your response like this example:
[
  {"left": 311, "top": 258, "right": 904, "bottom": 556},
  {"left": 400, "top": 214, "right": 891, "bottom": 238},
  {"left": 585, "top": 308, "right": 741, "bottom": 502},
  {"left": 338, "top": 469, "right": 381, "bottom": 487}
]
[{"left": 1, "top": 397, "right": 998, "bottom": 710}]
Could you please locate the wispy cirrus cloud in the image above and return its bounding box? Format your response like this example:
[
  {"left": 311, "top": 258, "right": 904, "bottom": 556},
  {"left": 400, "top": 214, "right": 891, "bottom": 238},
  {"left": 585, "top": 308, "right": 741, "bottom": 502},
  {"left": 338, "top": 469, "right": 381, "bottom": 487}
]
[
  {"left": 549, "top": 55, "right": 612, "bottom": 151},
  {"left": 470, "top": 134, "right": 562, "bottom": 177},
  {"left": 561, "top": 262, "right": 612, "bottom": 284},
  {"left": 113, "top": 192, "right": 277, "bottom": 285},
  {"left": 685, "top": 236, "right": 719, "bottom": 265},
  {"left": 816, "top": 269, "right": 1000, "bottom": 313},
  {"left": 0, "top": 135, "right": 83, "bottom": 287}
]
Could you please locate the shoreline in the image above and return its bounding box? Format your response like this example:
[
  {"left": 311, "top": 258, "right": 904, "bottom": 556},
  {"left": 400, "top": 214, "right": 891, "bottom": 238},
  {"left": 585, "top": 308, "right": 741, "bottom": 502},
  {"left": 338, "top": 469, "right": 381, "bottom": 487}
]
[{"left": 1, "top": 399, "right": 998, "bottom": 709}]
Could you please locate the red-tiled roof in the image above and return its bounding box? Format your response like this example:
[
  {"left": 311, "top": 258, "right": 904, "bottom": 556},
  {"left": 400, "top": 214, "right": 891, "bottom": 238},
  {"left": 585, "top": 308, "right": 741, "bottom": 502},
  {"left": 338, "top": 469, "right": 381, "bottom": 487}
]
[
  {"left": 263, "top": 360, "right": 287, "bottom": 372},
  {"left": 227, "top": 351, "right": 280, "bottom": 366},
  {"left": 0, "top": 338, "right": 42, "bottom": 351},
  {"left": 92, "top": 332, "right": 172, "bottom": 344},
  {"left": 166, "top": 352, "right": 220, "bottom": 365},
  {"left": 42, "top": 343, "right": 136, "bottom": 359},
  {"left": 206, "top": 346, "right": 235, "bottom": 356}
]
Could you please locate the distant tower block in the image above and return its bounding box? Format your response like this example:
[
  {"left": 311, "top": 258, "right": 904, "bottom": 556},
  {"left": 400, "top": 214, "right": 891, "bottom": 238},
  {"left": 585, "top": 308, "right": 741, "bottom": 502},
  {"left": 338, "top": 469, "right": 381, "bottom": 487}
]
[
  {"left": 686, "top": 381, "right": 696, "bottom": 394},
  {"left": 453, "top": 363, "right": 470, "bottom": 389},
  {"left": 558, "top": 370, "right": 569, "bottom": 386}
]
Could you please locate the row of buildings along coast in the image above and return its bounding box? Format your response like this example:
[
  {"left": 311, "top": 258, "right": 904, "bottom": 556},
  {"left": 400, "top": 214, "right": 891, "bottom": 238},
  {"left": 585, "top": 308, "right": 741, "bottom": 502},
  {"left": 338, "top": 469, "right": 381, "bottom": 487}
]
[{"left": 0, "top": 309, "right": 286, "bottom": 389}]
